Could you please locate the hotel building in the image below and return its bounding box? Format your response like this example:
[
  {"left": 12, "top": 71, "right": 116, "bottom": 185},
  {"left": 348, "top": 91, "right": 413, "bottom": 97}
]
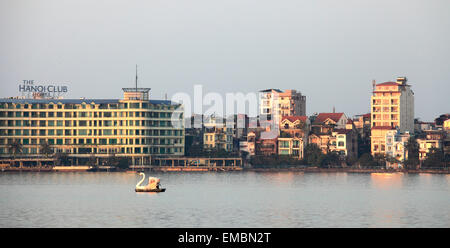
[{"left": 0, "top": 88, "right": 185, "bottom": 166}]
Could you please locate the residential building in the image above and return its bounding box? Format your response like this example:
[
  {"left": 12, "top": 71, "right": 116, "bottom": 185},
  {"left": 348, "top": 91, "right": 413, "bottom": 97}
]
[
  {"left": 385, "top": 129, "right": 410, "bottom": 168},
  {"left": 370, "top": 77, "right": 414, "bottom": 156},
  {"left": 371, "top": 77, "right": 414, "bottom": 132},
  {"left": 203, "top": 126, "right": 233, "bottom": 152},
  {"left": 371, "top": 126, "right": 393, "bottom": 156},
  {"left": 331, "top": 129, "right": 358, "bottom": 160},
  {"left": 416, "top": 130, "right": 445, "bottom": 161},
  {"left": 246, "top": 131, "right": 257, "bottom": 156},
  {"left": 277, "top": 116, "right": 310, "bottom": 159},
  {"left": 278, "top": 137, "right": 304, "bottom": 159},
  {"left": 310, "top": 113, "right": 348, "bottom": 135},
  {"left": 259, "top": 89, "right": 306, "bottom": 123}
]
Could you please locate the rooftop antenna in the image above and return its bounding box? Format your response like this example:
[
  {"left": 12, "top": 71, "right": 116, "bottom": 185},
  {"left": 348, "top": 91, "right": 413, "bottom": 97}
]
[
  {"left": 372, "top": 79, "right": 376, "bottom": 94},
  {"left": 135, "top": 64, "right": 138, "bottom": 92}
]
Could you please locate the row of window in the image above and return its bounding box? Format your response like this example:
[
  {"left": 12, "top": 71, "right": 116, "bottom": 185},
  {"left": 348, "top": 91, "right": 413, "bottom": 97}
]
[
  {"left": 0, "top": 137, "right": 184, "bottom": 146},
  {"left": 0, "top": 146, "right": 183, "bottom": 155},
  {"left": 0, "top": 119, "right": 180, "bottom": 128},
  {"left": 0, "top": 102, "right": 178, "bottom": 110},
  {"left": 0, "top": 111, "right": 177, "bottom": 118},
  {"left": 0, "top": 128, "right": 184, "bottom": 137}
]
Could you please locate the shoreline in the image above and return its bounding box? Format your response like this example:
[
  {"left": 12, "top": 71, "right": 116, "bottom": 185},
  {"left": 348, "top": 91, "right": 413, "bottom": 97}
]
[{"left": 1, "top": 166, "right": 449, "bottom": 174}]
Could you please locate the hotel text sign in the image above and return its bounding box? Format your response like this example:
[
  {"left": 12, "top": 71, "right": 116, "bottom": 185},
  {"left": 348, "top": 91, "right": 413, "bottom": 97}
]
[{"left": 19, "top": 80, "right": 68, "bottom": 98}]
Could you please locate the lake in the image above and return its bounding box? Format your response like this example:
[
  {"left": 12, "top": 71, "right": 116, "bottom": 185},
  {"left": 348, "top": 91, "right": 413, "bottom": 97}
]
[{"left": 1, "top": 171, "right": 449, "bottom": 227}]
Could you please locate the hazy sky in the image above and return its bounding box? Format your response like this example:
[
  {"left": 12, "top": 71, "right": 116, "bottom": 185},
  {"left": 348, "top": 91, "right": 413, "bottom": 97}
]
[{"left": 1, "top": 0, "right": 449, "bottom": 121}]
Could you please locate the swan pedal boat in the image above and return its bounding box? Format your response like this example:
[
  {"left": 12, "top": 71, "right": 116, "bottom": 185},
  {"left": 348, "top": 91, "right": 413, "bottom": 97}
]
[
  {"left": 135, "top": 188, "right": 166, "bottom": 192},
  {"left": 135, "top": 172, "right": 166, "bottom": 193}
]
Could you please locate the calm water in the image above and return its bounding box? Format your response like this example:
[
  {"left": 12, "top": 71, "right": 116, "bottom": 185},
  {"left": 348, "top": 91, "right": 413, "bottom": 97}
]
[{"left": 1, "top": 171, "right": 449, "bottom": 227}]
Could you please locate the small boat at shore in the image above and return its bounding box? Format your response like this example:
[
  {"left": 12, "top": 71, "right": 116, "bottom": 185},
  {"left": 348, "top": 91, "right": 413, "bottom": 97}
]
[
  {"left": 135, "top": 172, "right": 166, "bottom": 193},
  {"left": 135, "top": 188, "right": 166, "bottom": 192}
]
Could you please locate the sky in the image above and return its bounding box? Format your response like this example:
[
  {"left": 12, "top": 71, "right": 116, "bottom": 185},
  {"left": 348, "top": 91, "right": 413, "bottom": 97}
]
[{"left": 0, "top": 0, "right": 449, "bottom": 121}]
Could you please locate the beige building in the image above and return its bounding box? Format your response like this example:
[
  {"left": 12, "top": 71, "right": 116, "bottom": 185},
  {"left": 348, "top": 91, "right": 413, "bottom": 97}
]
[
  {"left": 371, "top": 77, "right": 414, "bottom": 156},
  {"left": 278, "top": 116, "right": 309, "bottom": 159},
  {"left": 278, "top": 137, "right": 304, "bottom": 159},
  {"left": 417, "top": 130, "right": 445, "bottom": 161},
  {"left": 444, "top": 119, "right": 450, "bottom": 131},
  {"left": 259, "top": 89, "right": 306, "bottom": 123},
  {"left": 371, "top": 77, "right": 414, "bottom": 132},
  {"left": 203, "top": 126, "right": 233, "bottom": 152},
  {"left": 385, "top": 129, "right": 410, "bottom": 168}
]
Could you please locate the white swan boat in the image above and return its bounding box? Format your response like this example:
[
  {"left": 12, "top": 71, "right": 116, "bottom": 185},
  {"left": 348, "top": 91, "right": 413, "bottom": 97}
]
[{"left": 135, "top": 172, "right": 166, "bottom": 192}]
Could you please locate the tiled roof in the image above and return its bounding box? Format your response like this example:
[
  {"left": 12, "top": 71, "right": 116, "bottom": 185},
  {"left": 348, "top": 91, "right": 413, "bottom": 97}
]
[
  {"left": 334, "top": 129, "right": 352, "bottom": 134},
  {"left": 282, "top": 116, "right": 308, "bottom": 123},
  {"left": 315, "top": 113, "right": 345, "bottom": 123},
  {"left": 259, "top": 89, "right": 283, "bottom": 93},
  {"left": 377, "top": 82, "right": 399, "bottom": 86}
]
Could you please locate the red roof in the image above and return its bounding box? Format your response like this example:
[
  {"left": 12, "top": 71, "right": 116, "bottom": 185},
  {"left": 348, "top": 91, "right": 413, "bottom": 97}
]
[
  {"left": 377, "top": 82, "right": 399, "bottom": 86},
  {"left": 282, "top": 116, "right": 308, "bottom": 123},
  {"left": 334, "top": 129, "right": 352, "bottom": 134},
  {"left": 315, "top": 113, "right": 345, "bottom": 123},
  {"left": 347, "top": 119, "right": 353, "bottom": 124},
  {"left": 363, "top": 113, "right": 371, "bottom": 118}
]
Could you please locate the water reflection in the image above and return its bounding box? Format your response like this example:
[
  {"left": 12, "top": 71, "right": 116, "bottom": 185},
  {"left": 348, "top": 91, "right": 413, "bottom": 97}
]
[{"left": 370, "top": 173, "right": 404, "bottom": 190}]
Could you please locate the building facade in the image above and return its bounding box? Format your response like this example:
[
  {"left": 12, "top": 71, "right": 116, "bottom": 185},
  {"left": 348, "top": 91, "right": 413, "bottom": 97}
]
[
  {"left": 259, "top": 89, "right": 306, "bottom": 123},
  {"left": 370, "top": 77, "right": 414, "bottom": 156},
  {"left": 0, "top": 88, "right": 185, "bottom": 166},
  {"left": 371, "top": 77, "right": 414, "bottom": 133}
]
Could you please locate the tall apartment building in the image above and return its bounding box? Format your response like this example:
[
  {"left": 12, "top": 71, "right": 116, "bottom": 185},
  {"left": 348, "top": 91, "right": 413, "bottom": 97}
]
[
  {"left": 0, "top": 88, "right": 185, "bottom": 166},
  {"left": 371, "top": 77, "right": 414, "bottom": 132},
  {"left": 370, "top": 77, "right": 414, "bottom": 156},
  {"left": 259, "top": 89, "right": 306, "bottom": 122}
]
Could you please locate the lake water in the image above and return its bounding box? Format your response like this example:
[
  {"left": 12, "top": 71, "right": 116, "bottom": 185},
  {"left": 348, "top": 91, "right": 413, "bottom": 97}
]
[{"left": 1, "top": 171, "right": 449, "bottom": 227}]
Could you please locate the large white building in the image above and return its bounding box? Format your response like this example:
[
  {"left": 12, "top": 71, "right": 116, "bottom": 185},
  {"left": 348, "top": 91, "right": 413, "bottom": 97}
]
[{"left": 259, "top": 89, "right": 306, "bottom": 123}]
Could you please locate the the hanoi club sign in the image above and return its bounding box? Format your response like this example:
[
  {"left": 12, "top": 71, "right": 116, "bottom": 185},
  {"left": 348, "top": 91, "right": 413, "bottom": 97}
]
[{"left": 19, "top": 80, "right": 69, "bottom": 98}]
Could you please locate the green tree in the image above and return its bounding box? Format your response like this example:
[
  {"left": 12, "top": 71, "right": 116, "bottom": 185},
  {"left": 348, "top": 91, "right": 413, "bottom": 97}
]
[
  {"left": 55, "top": 152, "right": 70, "bottom": 166},
  {"left": 116, "top": 157, "right": 130, "bottom": 170},
  {"left": 303, "top": 143, "right": 323, "bottom": 166},
  {"left": 404, "top": 137, "right": 419, "bottom": 169},
  {"left": 39, "top": 141, "right": 53, "bottom": 158},
  {"left": 422, "top": 147, "right": 447, "bottom": 168},
  {"left": 8, "top": 140, "right": 23, "bottom": 167},
  {"left": 373, "top": 153, "right": 386, "bottom": 168},
  {"left": 106, "top": 153, "right": 119, "bottom": 167},
  {"left": 357, "top": 153, "right": 377, "bottom": 168},
  {"left": 88, "top": 154, "right": 98, "bottom": 168},
  {"left": 320, "top": 152, "right": 341, "bottom": 168}
]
